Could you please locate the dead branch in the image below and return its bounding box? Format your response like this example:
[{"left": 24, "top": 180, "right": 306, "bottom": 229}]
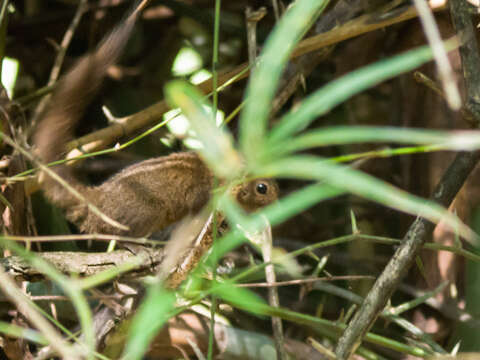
[{"left": 2, "top": 247, "right": 164, "bottom": 282}]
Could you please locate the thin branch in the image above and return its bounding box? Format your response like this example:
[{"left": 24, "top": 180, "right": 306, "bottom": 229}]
[
  {"left": 238, "top": 275, "right": 374, "bottom": 287},
  {"left": 271, "top": 0, "right": 280, "bottom": 21},
  {"left": 412, "top": 0, "right": 461, "bottom": 109},
  {"left": 48, "top": 0, "right": 88, "bottom": 86},
  {"left": 15, "top": 84, "right": 56, "bottom": 106},
  {"left": 414, "top": 71, "right": 476, "bottom": 126},
  {"left": 260, "top": 223, "right": 287, "bottom": 360},
  {"left": 29, "top": 294, "right": 131, "bottom": 302},
  {"left": 3, "top": 233, "right": 159, "bottom": 245},
  {"left": 245, "top": 6, "right": 267, "bottom": 67},
  {"left": 30, "top": 0, "right": 87, "bottom": 129},
  {"left": 0, "top": 132, "right": 128, "bottom": 231}
]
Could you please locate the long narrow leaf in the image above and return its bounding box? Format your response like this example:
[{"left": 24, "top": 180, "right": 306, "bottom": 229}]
[
  {"left": 165, "top": 80, "right": 243, "bottom": 179},
  {"left": 0, "top": 321, "right": 47, "bottom": 345},
  {"left": 260, "top": 155, "right": 477, "bottom": 242},
  {"left": 213, "top": 282, "right": 266, "bottom": 315},
  {"left": 122, "top": 286, "right": 176, "bottom": 360},
  {"left": 263, "top": 183, "right": 345, "bottom": 225},
  {"left": 210, "top": 183, "right": 346, "bottom": 266},
  {"left": 267, "top": 126, "right": 480, "bottom": 157},
  {"left": 239, "top": 0, "right": 329, "bottom": 164},
  {"left": 268, "top": 39, "right": 458, "bottom": 144}
]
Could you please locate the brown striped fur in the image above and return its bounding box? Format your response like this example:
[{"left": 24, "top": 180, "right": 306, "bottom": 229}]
[{"left": 34, "top": 7, "right": 277, "bottom": 237}]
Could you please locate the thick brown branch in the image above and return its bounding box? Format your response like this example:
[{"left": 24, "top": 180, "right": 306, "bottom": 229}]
[{"left": 3, "top": 247, "right": 164, "bottom": 282}]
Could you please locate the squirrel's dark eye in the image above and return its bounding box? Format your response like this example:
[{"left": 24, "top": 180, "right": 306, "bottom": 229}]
[{"left": 256, "top": 183, "right": 268, "bottom": 195}]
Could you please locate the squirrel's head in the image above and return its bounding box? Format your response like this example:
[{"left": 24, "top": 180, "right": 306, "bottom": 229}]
[{"left": 233, "top": 178, "right": 279, "bottom": 212}]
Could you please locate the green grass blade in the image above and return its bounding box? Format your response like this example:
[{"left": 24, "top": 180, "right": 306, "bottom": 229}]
[
  {"left": 164, "top": 80, "right": 243, "bottom": 179},
  {"left": 268, "top": 39, "right": 458, "bottom": 144},
  {"left": 262, "top": 182, "right": 345, "bottom": 225},
  {"left": 0, "top": 0, "right": 8, "bottom": 69},
  {"left": 213, "top": 281, "right": 266, "bottom": 315},
  {"left": 261, "top": 155, "right": 477, "bottom": 242},
  {"left": 210, "top": 183, "right": 345, "bottom": 267},
  {"left": 239, "top": 0, "right": 329, "bottom": 164},
  {"left": 78, "top": 258, "right": 144, "bottom": 290},
  {"left": 122, "top": 285, "right": 176, "bottom": 360},
  {"left": 267, "top": 126, "right": 480, "bottom": 157},
  {"left": 0, "top": 320, "right": 47, "bottom": 345},
  {"left": 219, "top": 182, "right": 345, "bottom": 236}
]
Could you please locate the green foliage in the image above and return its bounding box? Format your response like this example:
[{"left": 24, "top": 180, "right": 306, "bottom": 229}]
[
  {"left": 164, "top": 17, "right": 474, "bottom": 247},
  {"left": 125, "top": 0, "right": 479, "bottom": 358},
  {"left": 122, "top": 286, "right": 176, "bottom": 360},
  {"left": 213, "top": 281, "right": 267, "bottom": 315},
  {"left": 239, "top": 0, "right": 330, "bottom": 162},
  {"left": 267, "top": 39, "right": 457, "bottom": 143},
  {"left": 165, "top": 80, "right": 243, "bottom": 179},
  {"left": 7, "top": 0, "right": 480, "bottom": 358},
  {"left": 0, "top": 321, "right": 47, "bottom": 345}
]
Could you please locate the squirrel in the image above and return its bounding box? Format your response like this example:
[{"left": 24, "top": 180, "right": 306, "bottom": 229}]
[{"left": 33, "top": 4, "right": 278, "bottom": 238}]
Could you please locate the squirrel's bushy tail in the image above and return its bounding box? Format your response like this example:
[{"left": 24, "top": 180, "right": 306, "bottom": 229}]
[{"left": 34, "top": 10, "right": 138, "bottom": 210}]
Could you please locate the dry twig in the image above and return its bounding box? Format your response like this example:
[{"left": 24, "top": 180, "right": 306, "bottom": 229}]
[{"left": 412, "top": 0, "right": 461, "bottom": 109}]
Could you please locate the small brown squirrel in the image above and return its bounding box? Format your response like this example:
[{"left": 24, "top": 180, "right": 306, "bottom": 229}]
[{"left": 34, "top": 5, "right": 278, "bottom": 237}]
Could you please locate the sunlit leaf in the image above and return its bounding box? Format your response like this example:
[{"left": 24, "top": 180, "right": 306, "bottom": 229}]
[
  {"left": 164, "top": 80, "right": 243, "bottom": 179},
  {"left": 268, "top": 39, "right": 458, "bottom": 145},
  {"left": 266, "top": 126, "right": 480, "bottom": 157},
  {"left": 172, "top": 46, "right": 203, "bottom": 76},
  {"left": 1, "top": 57, "right": 18, "bottom": 98},
  {"left": 239, "top": 0, "right": 330, "bottom": 164}
]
